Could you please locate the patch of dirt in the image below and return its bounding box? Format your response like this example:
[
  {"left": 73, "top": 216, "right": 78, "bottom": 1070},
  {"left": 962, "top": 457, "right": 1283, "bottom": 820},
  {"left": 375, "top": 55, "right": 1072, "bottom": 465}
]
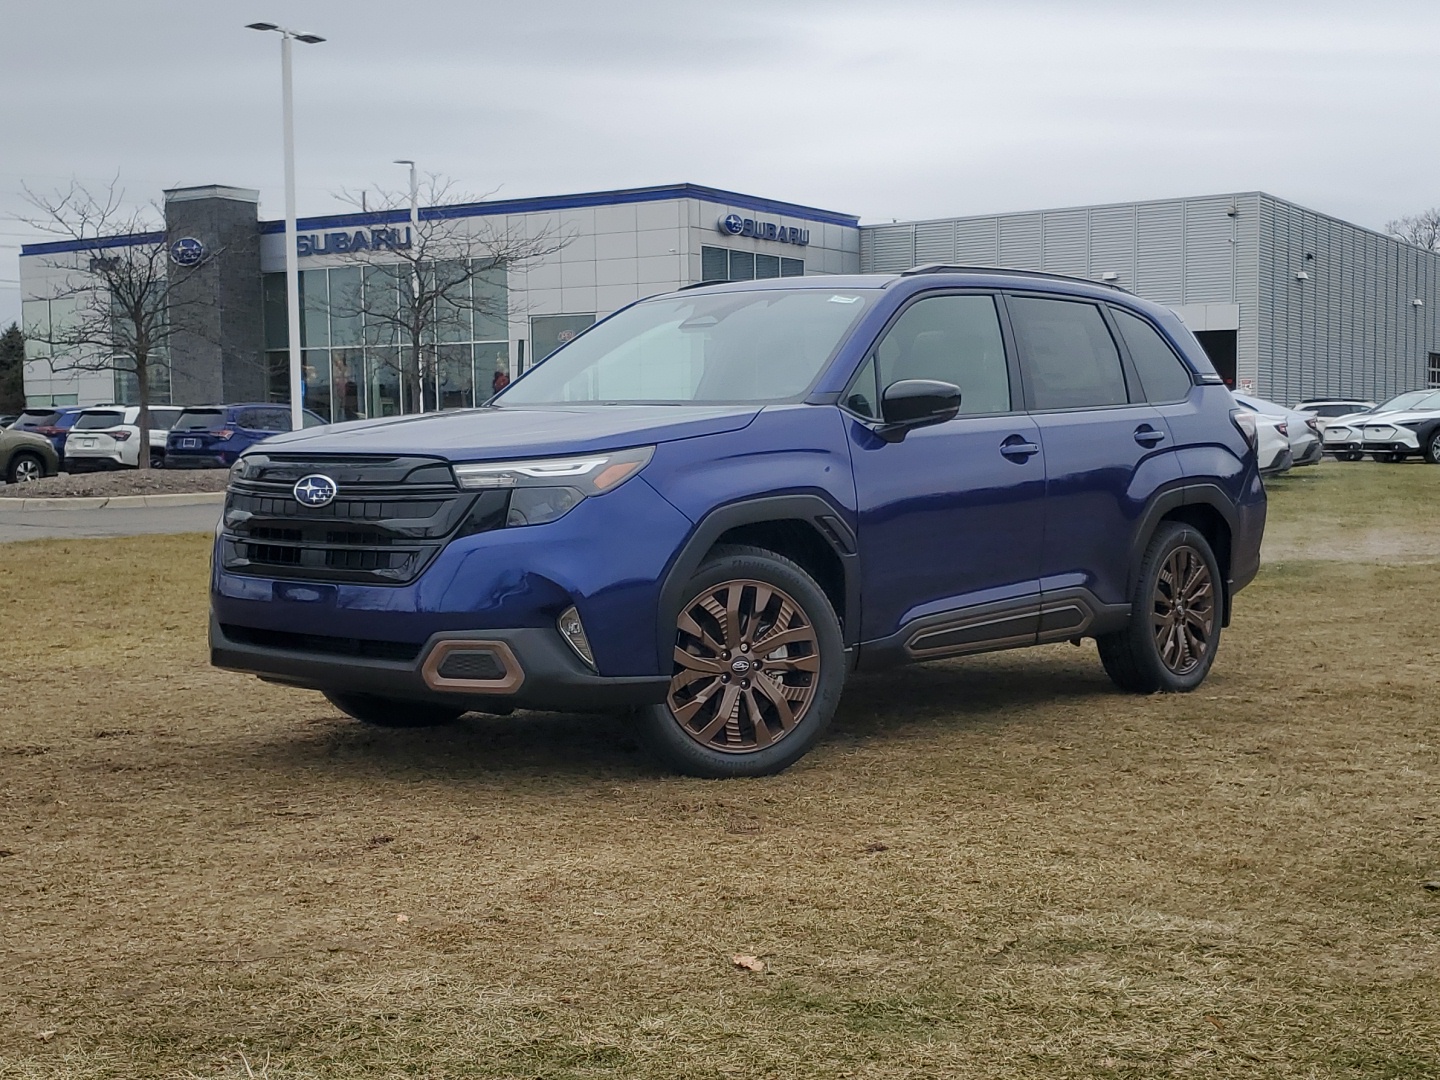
[{"left": 2, "top": 468, "right": 227, "bottom": 497}]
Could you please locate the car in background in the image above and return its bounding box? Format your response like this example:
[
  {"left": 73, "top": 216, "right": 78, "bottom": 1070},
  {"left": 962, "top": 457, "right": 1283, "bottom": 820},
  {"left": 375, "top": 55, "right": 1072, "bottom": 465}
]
[
  {"left": 1294, "top": 397, "right": 1376, "bottom": 419},
  {"left": 1356, "top": 390, "right": 1440, "bottom": 462},
  {"left": 0, "top": 423, "right": 61, "bottom": 483},
  {"left": 0, "top": 415, "right": 17, "bottom": 429},
  {"left": 165, "top": 403, "right": 328, "bottom": 468},
  {"left": 1234, "top": 393, "right": 1320, "bottom": 468},
  {"left": 11, "top": 406, "right": 86, "bottom": 458},
  {"left": 1319, "top": 390, "right": 1437, "bottom": 460},
  {"left": 63, "top": 405, "right": 186, "bottom": 471}
]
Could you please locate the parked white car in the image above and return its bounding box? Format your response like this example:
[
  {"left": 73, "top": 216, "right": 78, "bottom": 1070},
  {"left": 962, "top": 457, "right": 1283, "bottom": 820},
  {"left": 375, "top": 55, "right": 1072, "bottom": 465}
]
[
  {"left": 63, "top": 405, "right": 185, "bottom": 471},
  {"left": 1294, "top": 397, "right": 1376, "bottom": 419},
  {"left": 1357, "top": 390, "right": 1440, "bottom": 461},
  {"left": 1234, "top": 393, "right": 1322, "bottom": 467},
  {"left": 1322, "top": 389, "right": 1438, "bottom": 460}
]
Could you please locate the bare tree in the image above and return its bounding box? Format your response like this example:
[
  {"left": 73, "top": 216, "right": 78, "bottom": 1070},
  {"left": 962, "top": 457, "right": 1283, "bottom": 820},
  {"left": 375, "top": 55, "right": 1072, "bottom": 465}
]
[
  {"left": 1385, "top": 208, "right": 1440, "bottom": 252},
  {"left": 20, "top": 178, "right": 213, "bottom": 469},
  {"left": 328, "top": 174, "right": 568, "bottom": 412}
]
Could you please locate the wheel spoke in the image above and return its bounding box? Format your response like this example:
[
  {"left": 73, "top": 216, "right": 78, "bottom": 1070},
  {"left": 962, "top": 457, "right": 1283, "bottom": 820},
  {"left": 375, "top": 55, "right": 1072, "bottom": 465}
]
[
  {"left": 672, "top": 677, "right": 725, "bottom": 724},
  {"left": 751, "top": 672, "right": 798, "bottom": 731},
  {"left": 670, "top": 667, "right": 719, "bottom": 693},
  {"left": 743, "top": 689, "right": 773, "bottom": 748},
  {"left": 762, "top": 652, "right": 820, "bottom": 674},
  {"left": 692, "top": 682, "right": 741, "bottom": 742},
  {"left": 753, "top": 625, "right": 813, "bottom": 655},
  {"left": 673, "top": 647, "right": 727, "bottom": 674},
  {"left": 678, "top": 610, "right": 725, "bottom": 656},
  {"left": 724, "top": 585, "right": 743, "bottom": 650}
]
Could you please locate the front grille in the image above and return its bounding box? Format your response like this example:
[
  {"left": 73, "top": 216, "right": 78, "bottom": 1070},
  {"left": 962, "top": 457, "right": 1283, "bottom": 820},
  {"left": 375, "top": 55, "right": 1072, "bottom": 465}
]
[
  {"left": 221, "top": 623, "right": 421, "bottom": 662},
  {"left": 220, "top": 454, "right": 505, "bottom": 586},
  {"left": 436, "top": 650, "right": 507, "bottom": 680}
]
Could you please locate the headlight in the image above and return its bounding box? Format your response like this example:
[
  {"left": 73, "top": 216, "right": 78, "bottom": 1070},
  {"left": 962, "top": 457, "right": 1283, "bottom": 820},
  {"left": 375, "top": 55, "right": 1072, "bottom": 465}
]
[{"left": 452, "top": 447, "right": 655, "bottom": 527}]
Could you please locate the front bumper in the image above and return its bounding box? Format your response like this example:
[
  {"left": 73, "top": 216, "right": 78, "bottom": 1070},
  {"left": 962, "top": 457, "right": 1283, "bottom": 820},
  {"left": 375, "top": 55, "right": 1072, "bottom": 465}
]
[{"left": 210, "top": 614, "right": 670, "bottom": 712}]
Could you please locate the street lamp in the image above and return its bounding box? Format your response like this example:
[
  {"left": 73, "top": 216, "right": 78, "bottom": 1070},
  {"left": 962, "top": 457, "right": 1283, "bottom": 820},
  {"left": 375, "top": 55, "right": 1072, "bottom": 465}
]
[
  {"left": 247, "top": 22, "right": 325, "bottom": 431},
  {"left": 393, "top": 159, "right": 424, "bottom": 412}
]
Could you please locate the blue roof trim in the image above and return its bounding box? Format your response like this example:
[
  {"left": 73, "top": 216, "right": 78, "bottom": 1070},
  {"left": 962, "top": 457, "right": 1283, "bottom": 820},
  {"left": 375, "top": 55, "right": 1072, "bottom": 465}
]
[
  {"left": 21, "top": 231, "right": 165, "bottom": 257},
  {"left": 257, "top": 183, "right": 859, "bottom": 234}
]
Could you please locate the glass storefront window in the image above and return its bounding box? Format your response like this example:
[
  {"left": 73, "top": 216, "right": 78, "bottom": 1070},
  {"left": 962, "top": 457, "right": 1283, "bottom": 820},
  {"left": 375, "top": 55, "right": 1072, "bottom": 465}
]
[
  {"left": 729, "top": 251, "right": 755, "bottom": 281},
  {"left": 266, "top": 351, "right": 290, "bottom": 403},
  {"left": 328, "top": 266, "right": 363, "bottom": 347},
  {"left": 367, "top": 347, "right": 403, "bottom": 417},
  {"left": 475, "top": 342, "right": 510, "bottom": 399},
  {"left": 781, "top": 258, "right": 804, "bottom": 277},
  {"left": 755, "top": 253, "right": 780, "bottom": 279},
  {"left": 701, "top": 247, "right": 729, "bottom": 283},
  {"left": 437, "top": 344, "right": 474, "bottom": 409},
  {"left": 332, "top": 349, "right": 367, "bottom": 421},
  {"left": 302, "top": 348, "right": 331, "bottom": 420},
  {"left": 472, "top": 262, "right": 509, "bottom": 341},
  {"left": 262, "top": 273, "right": 288, "bottom": 349},
  {"left": 301, "top": 269, "right": 329, "bottom": 348}
]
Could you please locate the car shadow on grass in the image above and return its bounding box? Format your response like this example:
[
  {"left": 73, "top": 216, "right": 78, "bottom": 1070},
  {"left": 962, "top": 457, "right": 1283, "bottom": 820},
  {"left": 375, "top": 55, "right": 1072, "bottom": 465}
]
[{"left": 228, "top": 648, "right": 1118, "bottom": 784}]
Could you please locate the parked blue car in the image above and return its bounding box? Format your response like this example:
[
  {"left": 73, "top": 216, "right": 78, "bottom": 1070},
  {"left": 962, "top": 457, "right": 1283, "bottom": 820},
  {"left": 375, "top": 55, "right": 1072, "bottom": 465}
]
[
  {"left": 166, "top": 403, "right": 328, "bottom": 468},
  {"left": 210, "top": 268, "right": 1266, "bottom": 777},
  {"left": 12, "top": 406, "right": 86, "bottom": 458}
]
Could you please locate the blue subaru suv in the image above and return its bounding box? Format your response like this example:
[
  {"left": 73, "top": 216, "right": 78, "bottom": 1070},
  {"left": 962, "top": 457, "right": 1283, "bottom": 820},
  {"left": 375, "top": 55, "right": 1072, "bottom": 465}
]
[{"left": 210, "top": 268, "right": 1265, "bottom": 777}]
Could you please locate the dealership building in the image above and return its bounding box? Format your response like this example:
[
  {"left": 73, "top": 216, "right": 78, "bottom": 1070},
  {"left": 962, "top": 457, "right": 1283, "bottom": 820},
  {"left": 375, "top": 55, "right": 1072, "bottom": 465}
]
[{"left": 19, "top": 181, "right": 1440, "bottom": 417}]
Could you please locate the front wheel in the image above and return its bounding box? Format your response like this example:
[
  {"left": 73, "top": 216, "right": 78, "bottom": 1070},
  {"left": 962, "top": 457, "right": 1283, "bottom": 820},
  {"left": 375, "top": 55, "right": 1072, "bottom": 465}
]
[
  {"left": 7, "top": 452, "right": 44, "bottom": 484},
  {"left": 1097, "top": 522, "right": 1223, "bottom": 694},
  {"left": 1425, "top": 431, "right": 1440, "bottom": 465},
  {"left": 1339, "top": 451, "right": 1365, "bottom": 462},
  {"left": 323, "top": 690, "right": 465, "bottom": 728},
  {"left": 635, "top": 545, "right": 845, "bottom": 778}
]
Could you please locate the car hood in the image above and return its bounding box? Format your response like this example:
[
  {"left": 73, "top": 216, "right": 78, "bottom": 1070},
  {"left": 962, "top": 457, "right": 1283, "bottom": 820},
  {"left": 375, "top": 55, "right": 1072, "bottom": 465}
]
[
  {"left": 1358, "top": 407, "right": 1440, "bottom": 425},
  {"left": 256, "top": 404, "right": 763, "bottom": 461}
]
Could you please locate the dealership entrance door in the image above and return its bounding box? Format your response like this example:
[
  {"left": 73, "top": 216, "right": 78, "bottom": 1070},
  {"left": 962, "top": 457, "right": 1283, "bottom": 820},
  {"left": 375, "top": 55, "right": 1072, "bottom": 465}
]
[
  {"left": 1194, "top": 330, "right": 1237, "bottom": 388},
  {"left": 1173, "top": 304, "right": 1240, "bottom": 389}
]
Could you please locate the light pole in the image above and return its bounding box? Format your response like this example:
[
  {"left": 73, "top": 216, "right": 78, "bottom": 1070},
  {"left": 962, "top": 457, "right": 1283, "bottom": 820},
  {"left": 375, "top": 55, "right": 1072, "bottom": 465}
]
[
  {"left": 393, "top": 159, "right": 427, "bottom": 412},
  {"left": 247, "top": 22, "right": 325, "bottom": 431}
]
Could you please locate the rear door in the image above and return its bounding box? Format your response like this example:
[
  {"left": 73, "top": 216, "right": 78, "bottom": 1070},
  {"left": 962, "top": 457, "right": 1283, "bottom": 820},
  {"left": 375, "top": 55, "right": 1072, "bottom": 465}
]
[
  {"left": 847, "top": 291, "right": 1046, "bottom": 651},
  {"left": 1007, "top": 294, "right": 1182, "bottom": 611}
]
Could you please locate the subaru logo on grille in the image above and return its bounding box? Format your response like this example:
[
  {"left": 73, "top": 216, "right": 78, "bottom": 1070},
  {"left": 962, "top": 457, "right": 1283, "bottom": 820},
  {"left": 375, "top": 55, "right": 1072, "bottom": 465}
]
[{"left": 293, "top": 474, "right": 338, "bottom": 507}]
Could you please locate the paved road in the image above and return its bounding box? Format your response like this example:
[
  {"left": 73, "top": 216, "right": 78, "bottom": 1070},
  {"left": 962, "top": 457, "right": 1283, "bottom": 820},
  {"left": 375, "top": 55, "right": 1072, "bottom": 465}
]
[{"left": 0, "top": 503, "right": 221, "bottom": 542}]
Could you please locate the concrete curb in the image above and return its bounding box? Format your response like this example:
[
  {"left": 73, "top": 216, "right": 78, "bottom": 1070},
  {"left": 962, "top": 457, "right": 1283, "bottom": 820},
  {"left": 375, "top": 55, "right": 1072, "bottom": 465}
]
[{"left": 0, "top": 491, "right": 225, "bottom": 511}]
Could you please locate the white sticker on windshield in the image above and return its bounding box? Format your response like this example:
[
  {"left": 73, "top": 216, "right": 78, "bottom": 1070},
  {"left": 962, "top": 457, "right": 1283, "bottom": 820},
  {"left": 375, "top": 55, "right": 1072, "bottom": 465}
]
[{"left": 828, "top": 295, "right": 861, "bottom": 304}]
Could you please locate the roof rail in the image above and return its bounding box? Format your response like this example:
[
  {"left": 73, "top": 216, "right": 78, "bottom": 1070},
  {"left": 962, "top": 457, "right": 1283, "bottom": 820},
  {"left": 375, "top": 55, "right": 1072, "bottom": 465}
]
[
  {"left": 679, "top": 279, "right": 727, "bottom": 290},
  {"left": 899, "top": 264, "right": 1131, "bottom": 293}
]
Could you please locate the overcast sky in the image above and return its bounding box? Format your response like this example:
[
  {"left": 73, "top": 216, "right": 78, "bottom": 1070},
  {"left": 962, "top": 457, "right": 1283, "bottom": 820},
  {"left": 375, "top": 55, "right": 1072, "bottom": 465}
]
[{"left": 5, "top": 0, "right": 1440, "bottom": 324}]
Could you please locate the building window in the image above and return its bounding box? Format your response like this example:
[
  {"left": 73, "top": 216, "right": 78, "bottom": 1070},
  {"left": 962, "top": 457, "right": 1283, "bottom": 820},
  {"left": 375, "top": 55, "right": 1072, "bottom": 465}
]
[
  {"left": 1429, "top": 352, "right": 1440, "bottom": 388},
  {"left": 701, "top": 246, "right": 805, "bottom": 283}
]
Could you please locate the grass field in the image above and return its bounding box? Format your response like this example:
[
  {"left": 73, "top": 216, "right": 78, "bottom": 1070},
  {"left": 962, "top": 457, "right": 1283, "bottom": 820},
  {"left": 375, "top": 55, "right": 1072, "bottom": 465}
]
[{"left": 1, "top": 460, "right": 1437, "bottom": 1079}]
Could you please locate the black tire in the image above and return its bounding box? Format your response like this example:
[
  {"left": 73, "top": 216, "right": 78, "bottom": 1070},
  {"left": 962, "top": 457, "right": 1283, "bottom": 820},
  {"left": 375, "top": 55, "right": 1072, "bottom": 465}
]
[
  {"left": 1373, "top": 452, "right": 1397, "bottom": 463},
  {"left": 322, "top": 690, "right": 465, "bottom": 728},
  {"left": 635, "top": 544, "right": 845, "bottom": 778},
  {"left": 1424, "top": 430, "right": 1440, "bottom": 465},
  {"left": 7, "top": 452, "right": 45, "bottom": 484},
  {"left": 1340, "top": 451, "right": 1365, "bottom": 462},
  {"left": 1097, "top": 522, "right": 1223, "bottom": 694}
]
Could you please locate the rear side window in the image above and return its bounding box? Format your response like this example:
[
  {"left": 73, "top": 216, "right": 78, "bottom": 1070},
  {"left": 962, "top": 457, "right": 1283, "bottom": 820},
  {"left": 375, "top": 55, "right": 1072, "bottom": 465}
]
[
  {"left": 1111, "top": 309, "right": 1194, "bottom": 404},
  {"left": 1009, "top": 297, "right": 1128, "bottom": 411},
  {"left": 149, "top": 408, "right": 183, "bottom": 429},
  {"left": 846, "top": 293, "right": 1010, "bottom": 419},
  {"left": 261, "top": 409, "right": 292, "bottom": 431},
  {"left": 15, "top": 410, "right": 59, "bottom": 429}
]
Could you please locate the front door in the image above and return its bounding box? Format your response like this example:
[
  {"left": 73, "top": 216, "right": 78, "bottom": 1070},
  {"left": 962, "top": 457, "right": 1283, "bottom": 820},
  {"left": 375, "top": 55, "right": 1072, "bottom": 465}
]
[{"left": 846, "top": 292, "right": 1047, "bottom": 648}]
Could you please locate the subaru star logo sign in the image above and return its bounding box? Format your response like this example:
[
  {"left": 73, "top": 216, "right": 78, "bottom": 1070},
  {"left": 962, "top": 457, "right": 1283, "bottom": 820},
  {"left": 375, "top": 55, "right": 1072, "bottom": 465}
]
[
  {"left": 720, "top": 213, "right": 745, "bottom": 236},
  {"left": 715, "top": 213, "right": 810, "bottom": 246},
  {"left": 293, "top": 474, "right": 338, "bottom": 508},
  {"left": 169, "top": 237, "right": 205, "bottom": 267}
]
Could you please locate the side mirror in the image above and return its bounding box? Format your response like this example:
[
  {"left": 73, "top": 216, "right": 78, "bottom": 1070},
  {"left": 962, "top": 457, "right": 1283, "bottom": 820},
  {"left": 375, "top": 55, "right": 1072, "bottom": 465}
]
[{"left": 878, "top": 379, "right": 961, "bottom": 441}]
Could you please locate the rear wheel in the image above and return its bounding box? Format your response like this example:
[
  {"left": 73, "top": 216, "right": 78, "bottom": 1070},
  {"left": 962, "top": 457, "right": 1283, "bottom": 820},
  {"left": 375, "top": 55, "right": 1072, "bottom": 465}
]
[
  {"left": 323, "top": 690, "right": 465, "bottom": 728},
  {"left": 1339, "top": 451, "right": 1365, "bottom": 462},
  {"left": 636, "top": 545, "right": 845, "bottom": 778},
  {"left": 1097, "top": 522, "right": 1222, "bottom": 694},
  {"left": 7, "top": 452, "right": 44, "bottom": 484}
]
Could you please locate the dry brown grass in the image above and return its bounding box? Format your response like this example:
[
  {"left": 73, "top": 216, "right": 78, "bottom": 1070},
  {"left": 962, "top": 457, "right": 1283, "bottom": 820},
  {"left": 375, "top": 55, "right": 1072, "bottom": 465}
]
[{"left": 1, "top": 461, "right": 1438, "bottom": 1078}]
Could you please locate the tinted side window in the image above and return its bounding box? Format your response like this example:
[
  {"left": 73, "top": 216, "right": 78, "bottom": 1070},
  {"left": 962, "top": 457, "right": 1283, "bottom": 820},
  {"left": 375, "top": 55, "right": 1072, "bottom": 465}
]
[
  {"left": 262, "top": 409, "right": 292, "bottom": 431},
  {"left": 843, "top": 354, "right": 879, "bottom": 418},
  {"left": 1009, "top": 297, "right": 1128, "bottom": 411},
  {"left": 873, "top": 294, "right": 1011, "bottom": 415},
  {"left": 234, "top": 409, "right": 263, "bottom": 430},
  {"left": 1112, "top": 308, "right": 1194, "bottom": 404}
]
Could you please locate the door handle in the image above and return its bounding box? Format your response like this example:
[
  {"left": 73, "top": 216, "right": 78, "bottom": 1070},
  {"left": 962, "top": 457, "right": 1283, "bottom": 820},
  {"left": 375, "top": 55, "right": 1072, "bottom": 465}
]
[
  {"left": 1134, "top": 426, "right": 1166, "bottom": 446},
  {"left": 1000, "top": 435, "right": 1040, "bottom": 461}
]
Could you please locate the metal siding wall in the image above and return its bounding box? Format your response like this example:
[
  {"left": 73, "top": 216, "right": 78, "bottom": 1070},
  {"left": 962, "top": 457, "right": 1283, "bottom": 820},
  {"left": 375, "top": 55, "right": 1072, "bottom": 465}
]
[
  {"left": 1235, "top": 194, "right": 1262, "bottom": 390},
  {"left": 1088, "top": 205, "right": 1135, "bottom": 283},
  {"left": 998, "top": 214, "right": 1042, "bottom": 268},
  {"left": 954, "top": 218, "right": 1000, "bottom": 263},
  {"left": 1135, "top": 203, "right": 1184, "bottom": 304},
  {"left": 1181, "top": 197, "right": 1235, "bottom": 303},
  {"left": 862, "top": 225, "right": 916, "bottom": 272},
  {"left": 1041, "top": 209, "right": 1088, "bottom": 277},
  {"left": 913, "top": 220, "right": 956, "bottom": 263}
]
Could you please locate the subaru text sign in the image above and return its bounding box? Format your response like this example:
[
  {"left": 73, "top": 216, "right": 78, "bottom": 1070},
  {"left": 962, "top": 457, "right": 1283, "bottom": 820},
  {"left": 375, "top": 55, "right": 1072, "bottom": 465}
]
[
  {"left": 169, "top": 237, "right": 205, "bottom": 266},
  {"left": 297, "top": 226, "right": 413, "bottom": 258},
  {"left": 718, "top": 213, "right": 809, "bottom": 246}
]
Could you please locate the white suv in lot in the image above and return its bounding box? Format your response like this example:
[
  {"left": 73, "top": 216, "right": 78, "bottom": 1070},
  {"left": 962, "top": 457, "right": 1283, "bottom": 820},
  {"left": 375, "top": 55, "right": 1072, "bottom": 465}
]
[
  {"left": 1356, "top": 390, "right": 1440, "bottom": 462},
  {"left": 63, "top": 405, "right": 185, "bottom": 471},
  {"left": 1321, "top": 390, "right": 1438, "bottom": 461}
]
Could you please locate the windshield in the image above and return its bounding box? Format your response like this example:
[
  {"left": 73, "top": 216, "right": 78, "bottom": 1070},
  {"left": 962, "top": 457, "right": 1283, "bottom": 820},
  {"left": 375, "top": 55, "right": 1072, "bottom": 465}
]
[
  {"left": 1376, "top": 390, "right": 1436, "bottom": 412},
  {"left": 73, "top": 411, "right": 127, "bottom": 430},
  {"left": 173, "top": 409, "right": 228, "bottom": 431},
  {"left": 498, "top": 288, "right": 875, "bottom": 406}
]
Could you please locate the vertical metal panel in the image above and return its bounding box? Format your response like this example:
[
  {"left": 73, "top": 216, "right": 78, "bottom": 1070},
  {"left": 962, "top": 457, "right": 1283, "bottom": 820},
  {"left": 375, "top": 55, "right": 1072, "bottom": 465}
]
[
  {"left": 1040, "top": 209, "right": 1088, "bottom": 277},
  {"left": 913, "top": 220, "right": 956, "bottom": 263},
  {"left": 954, "top": 218, "right": 1000, "bottom": 263},
  {"left": 861, "top": 225, "right": 915, "bottom": 273},
  {"left": 997, "top": 214, "right": 1042, "bottom": 269},
  {"left": 1088, "top": 206, "right": 1135, "bottom": 286},
  {"left": 1135, "top": 203, "right": 1183, "bottom": 304},
  {"left": 1234, "top": 194, "right": 1262, "bottom": 390},
  {"left": 1181, "top": 197, "right": 1235, "bottom": 303}
]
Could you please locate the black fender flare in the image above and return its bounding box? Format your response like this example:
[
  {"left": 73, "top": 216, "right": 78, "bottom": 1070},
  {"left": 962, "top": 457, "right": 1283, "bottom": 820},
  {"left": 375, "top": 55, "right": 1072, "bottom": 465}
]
[
  {"left": 654, "top": 493, "right": 862, "bottom": 669},
  {"left": 1126, "top": 483, "right": 1240, "bottom": 619}
]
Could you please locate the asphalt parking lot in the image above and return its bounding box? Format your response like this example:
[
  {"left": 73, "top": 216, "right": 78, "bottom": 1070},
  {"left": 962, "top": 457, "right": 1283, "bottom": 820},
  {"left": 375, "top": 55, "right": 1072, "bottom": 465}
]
[{"left": 1, "top": 459, "right": 1437, "bottom": 1079}]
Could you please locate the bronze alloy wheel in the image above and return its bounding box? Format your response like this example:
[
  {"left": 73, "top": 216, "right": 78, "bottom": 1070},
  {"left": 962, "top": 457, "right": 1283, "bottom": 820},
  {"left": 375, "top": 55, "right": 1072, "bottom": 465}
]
[
  {"left": 668, "top": 578, "right": 821, "bottom": 754},
  {"left": 1151, "top": 544, "right": 1215, "bottom": 676}
]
